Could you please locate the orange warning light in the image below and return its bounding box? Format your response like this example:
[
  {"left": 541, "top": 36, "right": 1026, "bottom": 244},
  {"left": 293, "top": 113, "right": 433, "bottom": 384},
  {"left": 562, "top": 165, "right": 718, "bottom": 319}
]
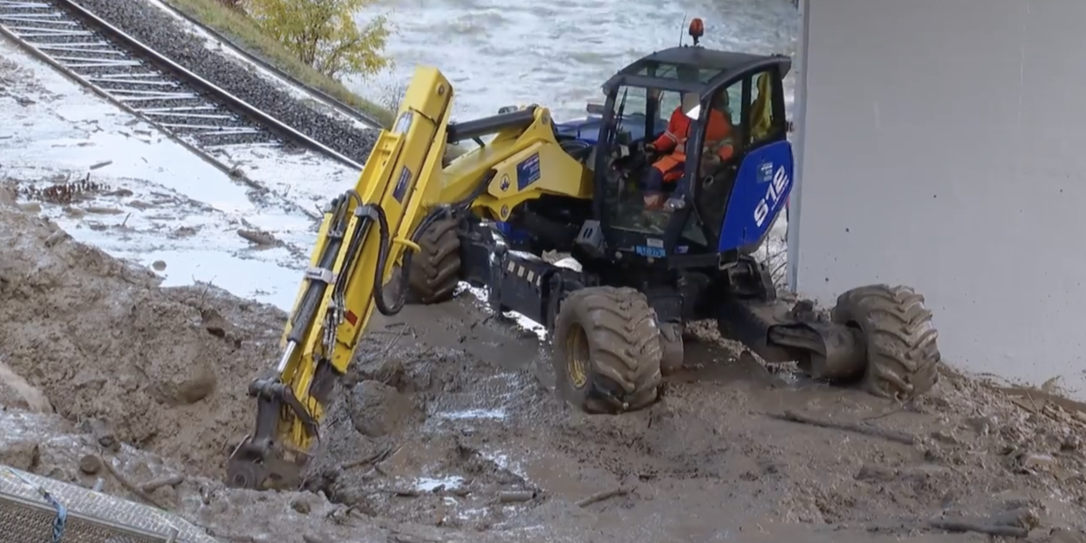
[{"left": 688, "top": 18, "right": 705, "bottom": 45}]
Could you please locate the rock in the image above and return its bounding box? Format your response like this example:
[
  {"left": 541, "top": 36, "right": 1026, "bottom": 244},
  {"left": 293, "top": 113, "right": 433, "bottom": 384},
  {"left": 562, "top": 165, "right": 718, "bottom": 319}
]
[
  {"left": 200, "top": 308, "right": 234, "bottom": 340},
  {"left": 0, "top": 439, "right": 39, "bottom": 471},
  {"left": 152, "top": 360, "right": 216, "bottom": 405},
  {"left": 80, "top": 418, "right": 119, "bottom": 452},
  {"left": 291, "top": 495, "right": 312, "bottom": 515},
  {"left": 1049, "top": 528, "right": 1086, "bottom": 543},
  {"left": 0, "top": 359, "right": 52, "bottom": 413},
  {"left": 237, "top": 228, "right": 276, "bottom": 246},
  {"left": 855, "top": 464, "right": 897, "bottom": 482},
  {"left": 965, "top": 415, "right": 996, "bottom": 436},
  {"left": 1061, "top": 435, "right": 1081, "bottom": 452},
  {"left": 43, "top": 230, "right": 69, "bottom": 248},
  {"left": 46, "top": 467, "right": 69, "bottom": 482},
  {"left": 1018, "top": 452, "right": 1056, "bottom": 471},
  {"left": 990, "top": 507, "right": 1041, "bottom": 530},
  {"left": 79, "top": 454, "right": 102, "bottom": 475},
  {"left": 930, "top": 430, "right": 962, "bottom": 445},
  {"left": 152, "top": 260, "right": 166, "bottom": 271},
  {"left": 348, "top": 381, "right": 414, "bottom": 438}
]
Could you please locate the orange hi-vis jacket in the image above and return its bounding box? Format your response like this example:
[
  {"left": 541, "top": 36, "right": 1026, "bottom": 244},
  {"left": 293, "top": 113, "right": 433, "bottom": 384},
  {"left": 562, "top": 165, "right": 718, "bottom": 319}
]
[{"left": 651, "top": 106, "right": 735, "bottom": 183}]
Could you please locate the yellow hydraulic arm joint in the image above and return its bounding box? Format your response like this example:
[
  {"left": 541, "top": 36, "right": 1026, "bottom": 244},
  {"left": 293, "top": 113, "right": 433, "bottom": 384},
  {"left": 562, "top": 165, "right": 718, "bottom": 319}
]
[{"left": 225, "top": 67, "right": 455, "bottom": 490}]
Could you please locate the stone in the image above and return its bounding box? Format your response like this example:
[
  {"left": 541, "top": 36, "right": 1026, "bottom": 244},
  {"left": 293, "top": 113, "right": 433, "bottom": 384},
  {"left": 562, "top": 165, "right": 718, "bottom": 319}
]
[
  {"left": 0, "top": 359, "right": 52, "bottom": 413},
  {"left": 347, "top": 381, "right": 413, "bottom": 438},
  {"left": 79, "top": 454, "right": 102, "bottom": 475},
  {"left": 0, "top": 439, "right": 39, "bottom": 471}
]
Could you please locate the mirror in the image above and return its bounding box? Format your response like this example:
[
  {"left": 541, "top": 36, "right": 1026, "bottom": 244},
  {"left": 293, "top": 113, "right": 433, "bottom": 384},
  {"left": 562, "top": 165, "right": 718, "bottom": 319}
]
[{"left": 586, "top": 102, "right": 606, "bottom": 115}]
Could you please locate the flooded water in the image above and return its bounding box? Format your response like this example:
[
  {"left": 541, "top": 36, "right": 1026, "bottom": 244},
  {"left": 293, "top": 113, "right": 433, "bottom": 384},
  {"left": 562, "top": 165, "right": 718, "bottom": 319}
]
[{"left": 349, "top": 0, "right": 800, "bottom": 122}]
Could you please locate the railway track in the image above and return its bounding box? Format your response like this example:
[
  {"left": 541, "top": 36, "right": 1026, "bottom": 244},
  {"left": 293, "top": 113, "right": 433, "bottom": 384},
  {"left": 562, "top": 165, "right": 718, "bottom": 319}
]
[{"left": 0, "top": 0, "right": 363, "bottom": 170}]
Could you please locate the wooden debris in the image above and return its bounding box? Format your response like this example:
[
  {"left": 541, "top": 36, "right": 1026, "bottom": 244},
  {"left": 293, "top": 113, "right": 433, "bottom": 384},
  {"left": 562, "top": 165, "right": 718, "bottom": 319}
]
[
  {"left": 140, "top": 474, "right": 184, "bottom": 493},
  {"left": 497, "top": 490, "right": 536, "bottom": 503},
  {"left": 101, "top": 456, "right": 168, "bottom": 511},
  {"left": 576, "top": 486, "right": 630, "bottom": 507},
  {"left": 767, "top": 410, "right": 919, "bottom": 445}
]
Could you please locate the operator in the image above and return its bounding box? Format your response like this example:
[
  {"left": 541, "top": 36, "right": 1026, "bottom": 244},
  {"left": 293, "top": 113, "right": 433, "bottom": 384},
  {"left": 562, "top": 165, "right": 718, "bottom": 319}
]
[{"left": 641, "top": 92, "right": 735, "bottom": 209}]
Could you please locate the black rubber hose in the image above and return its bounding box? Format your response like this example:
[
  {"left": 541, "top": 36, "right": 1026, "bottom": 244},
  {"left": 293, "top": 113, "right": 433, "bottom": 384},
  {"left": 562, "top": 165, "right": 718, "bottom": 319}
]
[{"left": 366, "top": 169, "right": 497, "bottom": 317}]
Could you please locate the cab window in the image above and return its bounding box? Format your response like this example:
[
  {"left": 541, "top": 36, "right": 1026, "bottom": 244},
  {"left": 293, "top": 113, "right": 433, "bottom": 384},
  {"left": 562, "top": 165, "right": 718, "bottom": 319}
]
[
  {"left": 694, "top": 79, "right": 743, "bottom": 181},
  {"left": 747, "top": 70, "right": 783, "bottom": 146}
]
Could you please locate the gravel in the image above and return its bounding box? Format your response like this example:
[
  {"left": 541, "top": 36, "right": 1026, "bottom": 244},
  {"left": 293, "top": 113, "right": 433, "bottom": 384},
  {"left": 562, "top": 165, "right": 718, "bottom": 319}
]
[
  {"left": 72, "top": 0, "right": 379, "bottom": 163},
  {"left": 1, "top": 2, "right": 275, "bottom": 147}
]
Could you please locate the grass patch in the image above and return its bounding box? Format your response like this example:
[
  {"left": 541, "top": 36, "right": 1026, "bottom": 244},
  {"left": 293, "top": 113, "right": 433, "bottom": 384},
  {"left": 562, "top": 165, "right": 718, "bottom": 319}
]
[{"left": 161, "top": 0, "right": 394, "bottom": 127}]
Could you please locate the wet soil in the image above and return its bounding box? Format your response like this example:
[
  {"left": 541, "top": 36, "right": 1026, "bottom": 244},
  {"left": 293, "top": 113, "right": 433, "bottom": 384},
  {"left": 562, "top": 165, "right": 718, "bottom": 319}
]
[{"left": 1, "top": 186, "right": 1086, "bottom": 543}]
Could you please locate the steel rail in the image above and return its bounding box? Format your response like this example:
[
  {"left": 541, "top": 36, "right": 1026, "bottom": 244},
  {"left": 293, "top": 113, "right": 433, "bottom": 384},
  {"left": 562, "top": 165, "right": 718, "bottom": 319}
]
[
  {"left": 0, "top": 0, "right": 364, "bottom": 171},
  {"left": 58, "top": 0, "right": 365, "bottom": 170},
  {"left": 0, "top": 0, "right": 253, "bottom": 180}
]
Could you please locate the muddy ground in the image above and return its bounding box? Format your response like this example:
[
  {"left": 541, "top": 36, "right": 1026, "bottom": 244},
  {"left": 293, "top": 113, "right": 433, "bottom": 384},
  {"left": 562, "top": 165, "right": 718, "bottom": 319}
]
[{"left": 1, "top": 182, "right": 1086, "bottom": 543}]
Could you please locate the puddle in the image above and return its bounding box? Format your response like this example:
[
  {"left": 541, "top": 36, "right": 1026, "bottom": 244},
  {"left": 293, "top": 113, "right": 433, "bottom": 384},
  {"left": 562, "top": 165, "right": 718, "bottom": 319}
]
[
  {"left": 0, "top": 38, "right": 353, "bottom": 312},
  {"left": 415, "top": 475, "right": 465, "bottom": 492},
  {"left": 435, "top": 408, "right": 507, "bottom": 421}
]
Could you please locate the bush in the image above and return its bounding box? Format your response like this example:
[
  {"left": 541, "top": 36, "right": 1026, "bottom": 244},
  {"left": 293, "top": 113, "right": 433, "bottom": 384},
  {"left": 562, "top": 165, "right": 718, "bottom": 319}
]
[{"left": 243, "top": 0, "right": 391, "bottom": 79}]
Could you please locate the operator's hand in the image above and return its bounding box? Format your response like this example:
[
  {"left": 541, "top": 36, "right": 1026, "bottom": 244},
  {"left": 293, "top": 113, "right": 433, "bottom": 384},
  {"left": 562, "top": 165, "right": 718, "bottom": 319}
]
[
  {"left": 644, "top": 143, "right": 657, "bottom": 154},
  {"left": 643, "top": 193, "right": 666, "bottom": 209}
]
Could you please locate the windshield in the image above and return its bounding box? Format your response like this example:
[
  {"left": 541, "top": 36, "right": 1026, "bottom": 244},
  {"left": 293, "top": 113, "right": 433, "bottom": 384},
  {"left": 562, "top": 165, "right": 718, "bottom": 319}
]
[
  {"left": 636, "top": 61, "right": 724, "bottom": 83},
  {"left": 600, "top": 84, "right": 715, "bottom": 248}
]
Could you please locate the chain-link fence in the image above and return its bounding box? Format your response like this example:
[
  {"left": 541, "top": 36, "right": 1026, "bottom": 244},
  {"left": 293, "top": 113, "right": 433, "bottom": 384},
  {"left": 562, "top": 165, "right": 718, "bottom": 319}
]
[
  {"left": 0, "top": 466, "right": 219, "bottom": 543},
  {"left": 0, "top": 491, "right": 172, "bottom": 543}
]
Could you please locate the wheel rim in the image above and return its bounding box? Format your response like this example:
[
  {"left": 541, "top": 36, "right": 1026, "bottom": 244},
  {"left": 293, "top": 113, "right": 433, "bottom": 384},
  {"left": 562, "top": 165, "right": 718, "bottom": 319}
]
[{"left": 566, "top": 323, "right": 590, "bottom": 389}]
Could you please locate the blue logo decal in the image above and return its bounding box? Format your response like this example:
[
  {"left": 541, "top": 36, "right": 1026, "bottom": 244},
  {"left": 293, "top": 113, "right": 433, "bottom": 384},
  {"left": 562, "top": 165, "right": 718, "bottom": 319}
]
[
  {"left": 516, "top": 153, "right": 541, "bottom": 190},
  {"left": 718, "top": 140, "right": 794, "bottom": 252}
]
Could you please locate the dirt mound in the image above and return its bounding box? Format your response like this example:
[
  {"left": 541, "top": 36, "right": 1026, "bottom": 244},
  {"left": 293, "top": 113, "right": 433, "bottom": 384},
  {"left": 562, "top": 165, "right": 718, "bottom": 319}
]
[
  {"left": 0, "top": 185, "right": 284, "bottom": 473},
  {"left": 2, "top": 181, "right": 1086, "bottom": 542}
]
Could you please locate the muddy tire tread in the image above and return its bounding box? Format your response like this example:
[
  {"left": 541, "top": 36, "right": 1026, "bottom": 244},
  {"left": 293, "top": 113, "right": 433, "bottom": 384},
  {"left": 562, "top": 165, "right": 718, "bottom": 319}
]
[
  {"left": 832, "top": 284, "right": 941, "bottom": 399},
  {"left": 553, "top": 286, "right": 663, "bottom": 413},
  {"left": 408, "top": 217, "right": 461, "bottom": 305}
]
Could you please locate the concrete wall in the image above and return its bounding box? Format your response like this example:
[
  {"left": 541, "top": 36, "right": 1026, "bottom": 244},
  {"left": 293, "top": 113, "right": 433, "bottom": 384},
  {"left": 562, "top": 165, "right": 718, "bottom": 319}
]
[{"left": 790, "top": 0, "right": 1086, "bottom": 398}]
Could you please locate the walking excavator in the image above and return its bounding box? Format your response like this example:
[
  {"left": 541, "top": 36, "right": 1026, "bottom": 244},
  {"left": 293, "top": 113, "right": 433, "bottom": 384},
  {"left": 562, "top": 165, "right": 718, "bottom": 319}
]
[{"left": 225, "top": 19, "right": 943, "bottom": 490}]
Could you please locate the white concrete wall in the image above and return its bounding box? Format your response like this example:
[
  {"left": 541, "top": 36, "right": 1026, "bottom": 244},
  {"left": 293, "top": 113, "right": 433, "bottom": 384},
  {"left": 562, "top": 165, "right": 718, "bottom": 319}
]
[{"left": 790, "top": 0, "right": 1086, "bottom": 398}]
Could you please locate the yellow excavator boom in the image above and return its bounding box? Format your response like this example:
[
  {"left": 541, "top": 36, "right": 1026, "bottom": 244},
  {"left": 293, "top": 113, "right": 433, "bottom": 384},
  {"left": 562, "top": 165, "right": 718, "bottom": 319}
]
[{"left": 225, "top": 66, "right": 592, "bottom": 490}]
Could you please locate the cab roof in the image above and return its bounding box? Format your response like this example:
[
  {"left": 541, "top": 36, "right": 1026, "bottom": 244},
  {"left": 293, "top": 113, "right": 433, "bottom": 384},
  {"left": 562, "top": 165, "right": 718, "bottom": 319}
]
[{"left": 604, "top": 46, "right": 791, "bottom": 93}]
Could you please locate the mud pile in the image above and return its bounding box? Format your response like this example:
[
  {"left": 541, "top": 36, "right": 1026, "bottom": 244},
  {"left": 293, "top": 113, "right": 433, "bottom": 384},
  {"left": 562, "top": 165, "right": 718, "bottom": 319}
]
[
  {"left": 0, "top": 184, "right": 283, "bottom": 473},
  {"left": 2, "top": 181, "right": 1086, "bottom": 543}
]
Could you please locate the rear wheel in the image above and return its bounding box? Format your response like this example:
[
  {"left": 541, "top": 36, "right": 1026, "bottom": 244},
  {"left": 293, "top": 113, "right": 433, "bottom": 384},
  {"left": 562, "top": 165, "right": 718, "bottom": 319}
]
[
  {"left": 658, "top": 322, "right": 684, "bottom": 376},
  {"left": 552, "top": 287, "right": 663, "bottom": 413},
  {"left": 407, "top": 216, "right": 461, "bottom": 305},
  {"left": 831, "top": 284, "right": 941, "bottom": 399}
]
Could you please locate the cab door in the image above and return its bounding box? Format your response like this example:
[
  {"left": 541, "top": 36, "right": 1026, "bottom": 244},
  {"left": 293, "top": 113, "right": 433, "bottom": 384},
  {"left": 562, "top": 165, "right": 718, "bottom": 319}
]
[
  {"left": 713, "top": 65, "right": 793, "bottom": 253},
  {"left": 683, "top": 74, "right": 749, "bottom": 249}
]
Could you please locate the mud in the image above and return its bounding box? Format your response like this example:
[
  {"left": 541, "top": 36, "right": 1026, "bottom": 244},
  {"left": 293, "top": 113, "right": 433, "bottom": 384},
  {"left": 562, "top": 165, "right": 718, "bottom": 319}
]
[{"left": 1, "top": 184, "right": 1086, "bottom": 543}]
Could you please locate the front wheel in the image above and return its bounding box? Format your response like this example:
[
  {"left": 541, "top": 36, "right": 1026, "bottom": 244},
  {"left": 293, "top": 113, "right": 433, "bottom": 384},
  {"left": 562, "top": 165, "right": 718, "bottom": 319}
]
[
  {"left": 831, "top": 285, "right": 942, "bottom": 399},
  {"left": 407, "top": 216, "right": 461, "bottom": 305},
  {"left": 552, "top": 287, "right": 663, "bottom": 413}
]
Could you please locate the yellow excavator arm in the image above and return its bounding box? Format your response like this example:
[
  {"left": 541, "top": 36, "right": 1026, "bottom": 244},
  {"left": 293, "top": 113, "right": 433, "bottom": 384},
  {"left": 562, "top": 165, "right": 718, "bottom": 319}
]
[
  {"left": 225, "top": 65, "right": 593, "bottom": 490},
  {"left": 225, "top": 68, "right": 455, "bottom": 490}
]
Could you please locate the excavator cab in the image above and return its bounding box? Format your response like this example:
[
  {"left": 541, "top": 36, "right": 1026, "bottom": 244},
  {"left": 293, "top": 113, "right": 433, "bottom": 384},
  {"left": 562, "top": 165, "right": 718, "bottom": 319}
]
[{"left": 584, "top": 30, "right": 792, "bottom": 264}]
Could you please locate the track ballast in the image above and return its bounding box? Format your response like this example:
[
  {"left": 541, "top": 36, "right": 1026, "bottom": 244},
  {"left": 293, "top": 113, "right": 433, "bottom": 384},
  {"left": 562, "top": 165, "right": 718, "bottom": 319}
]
[{"left": 0, "top": 0, "right": 363, "bottom": 170}]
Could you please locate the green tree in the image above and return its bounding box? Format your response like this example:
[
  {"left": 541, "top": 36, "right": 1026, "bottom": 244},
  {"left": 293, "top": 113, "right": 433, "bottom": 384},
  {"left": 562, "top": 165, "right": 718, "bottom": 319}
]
[{"left": 243, "top": 0, "right": 391, "bottom": 79}]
